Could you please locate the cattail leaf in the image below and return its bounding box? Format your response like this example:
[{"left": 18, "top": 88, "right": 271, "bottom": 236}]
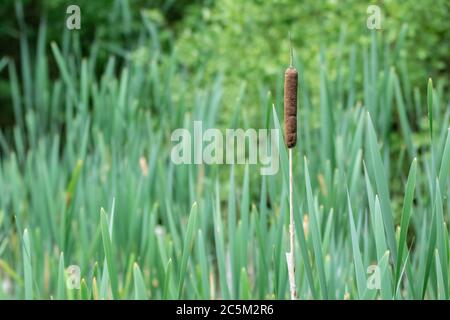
[
  {"left": 22, "top": 229, "right": 33, "bottom": 300},
  {"left": 435, "top": 250, "right": 445, "bottom": 300},
  {"left": 421, "top": 182, "right": 438, "bottom": 298},
  {"left": 133, "top": 263, "right": 148, "bottom": 300},
  {"left": 434, "top": 182, "right": 448, "bottom": 298},
  {"left": 163, "top": 259, "right": 173, "bottom": 299},
  {"left": 365, "top": 113, "right": 397, "bottom": 261},
  {"left": 100, "top": 208, "right": 119, "bottom": 299},
  {"left": 393, "top": 72, "right": 415, "bottom": 158},
  {"left": 50, "top": 42, "right": 77, "bottom": 103},
  {"left": 374, "top": 196, "right": 388, "bottom": 261},
  {"left": 239, "top": 268, "right": 251, "bottom": 299},
  {"left": 196, "top": 229, "right": 210, "bottom": 298},
  {"left": 438, "top": 129, "right": 450, "bottom": 194},
  {"left": 240, "top": 164, "right": 250, "bottom": 269},
  {"left": 56, "top": 252, "right": 65, "bottom": 299},
  {"left": 213, "top": 182, "right": 230, "bottom": 299},
  {"left": 227, "top": 166, "right": 238, "bottom": 297},
  {"left": 347, "top": 194, "right": 366, "bottom": 299},
  {"left": 177, "top": 202, "right": 198, "bottom": 298},
  {"left": 80, "top": 279, "right": 90, "bottom": 300},
  {"left": 427, "top": 78, "right": 434, "bottom": 138},
  {"left": 379, "top": 251, "right": 393, "bottom": 300},
  {"left": 395, "top": 158, "right": 417, "bottom": 283},
  {"left": 304, "top": 157, "right": 328, "bottom": 299},
  {"left": 92, "top": 277, "right": 99, "bottom": 300}
]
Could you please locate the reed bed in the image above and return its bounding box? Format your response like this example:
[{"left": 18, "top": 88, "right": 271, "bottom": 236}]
[{"left": 0, "top": 16, "right": 449, "bottom": 300}]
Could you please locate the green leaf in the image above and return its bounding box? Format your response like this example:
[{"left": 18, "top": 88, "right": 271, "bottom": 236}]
[
  {"left": 379, "top": 251, "right": 393, "bottom": 300},
  {"left": 163, "top": 259, "right": 173, "bottom": 299},
  {"left": 374, "top": 196, "right": 388, "bottom": 261},
  {"left": 435, "top": 250, "right": 445, "bottom": 300},
  {"left": 133, "top": 263, "right": 148, "bottom": 300},
  {"left": 213, "top": 182, "right": 230, "bottom": 299},
  {"left": 50, "top": 42, "right": 77, "bottom": 103},
  {"left": 393, "top": 72, "right": 415, "bottom": 158},
  {"left": 22, "top": 229, "right": 33, "bottom": 300},
  {"left": 196, "top": 229, "right": 210, "bottom": 298},
  {"left": 421, "top": 186, "right": 438, "bottom": 298},
  {"left": 438, "top": 129, "right": 450, "bottom": 193},
  {"left": 365, "top": 113, "right": 397, "bottom": 261},
  {"left": 427, "top": 78, "right": 433, "bottom": 139},
  {"left": 100, "top": 208, "right": 119, "bottom": 299},
  {"left": 434, "top": 182, "right": 448, "bottom": 298},
  {"left": 239, "top": 268, "right": 251, "bottom": 299},
  {"left": 395, "top": 158, "right": 417, "bottom": 283},
  {"left": 56, "top": 252, "right": 65, "bottom": 299},
  {"left": 80, "top": 279, "right": 90, "bottom": 300},
  {"left": 177, "top": 202, "right": 198, "bottom": 298},
  {"left": 347, "top": 194, "right": 366, "bottom": 298},
  {"left": 304, "top": 157, "right": 328, "bottom": 299}
]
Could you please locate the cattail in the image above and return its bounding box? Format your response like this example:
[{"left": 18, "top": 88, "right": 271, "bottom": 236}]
[
  {"left": 284, "top": 36, "right": 298, "bottom": 149},
  {"left": 285, "top": 33, "right": 298, "bottom": 300}
]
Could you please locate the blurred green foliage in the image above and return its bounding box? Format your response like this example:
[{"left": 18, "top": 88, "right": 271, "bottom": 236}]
[
  {"left": 0, "top": 0, "right": 209, "bottom": 126},
  {"left": 175, "top": 0, "right": 449, "bottom": 114},
  {"left": 0, "top": 0, "right": 449, "bottom": 127}
]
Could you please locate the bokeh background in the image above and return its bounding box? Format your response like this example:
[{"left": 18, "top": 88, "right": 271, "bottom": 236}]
[
  {"left": 1, "top": 0, "right": 449, "bottom": 127},
  {"left": 0, "top": 0, "right": 449, "bottom": 300}
]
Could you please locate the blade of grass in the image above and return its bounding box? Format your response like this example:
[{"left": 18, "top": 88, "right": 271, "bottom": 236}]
[{"left": 177, "top": 202, "right": 198, "bottom": 298}]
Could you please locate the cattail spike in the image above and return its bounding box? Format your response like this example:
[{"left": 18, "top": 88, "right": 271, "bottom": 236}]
[{"left": 284, "top": 36, "right": 298, "bottom": 148}]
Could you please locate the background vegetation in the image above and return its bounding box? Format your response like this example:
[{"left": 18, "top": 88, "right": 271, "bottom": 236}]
[{"left": 0, "top": 0, "right": 449, "bottom": 300}]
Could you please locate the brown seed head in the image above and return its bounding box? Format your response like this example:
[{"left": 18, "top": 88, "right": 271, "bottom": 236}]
[{"left": 284, "top": 66, "right": 298, "bottom": 148}]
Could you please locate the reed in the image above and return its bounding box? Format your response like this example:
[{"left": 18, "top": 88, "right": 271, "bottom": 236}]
[{"left": 284, "top": 33, "right": 298, "bottom": 300}]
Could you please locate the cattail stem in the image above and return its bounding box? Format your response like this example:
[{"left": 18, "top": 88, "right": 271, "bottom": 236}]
[
  {"left": 289, "top": 32, "right": 293, "bottom": 67},
  {"left": 286, "top": 148, "right": 297, "bottom": 299}
]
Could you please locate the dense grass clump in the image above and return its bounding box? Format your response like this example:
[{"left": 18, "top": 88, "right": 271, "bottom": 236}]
[{"left": 0, "top": 13, "right": 449, "bottom": 300}]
